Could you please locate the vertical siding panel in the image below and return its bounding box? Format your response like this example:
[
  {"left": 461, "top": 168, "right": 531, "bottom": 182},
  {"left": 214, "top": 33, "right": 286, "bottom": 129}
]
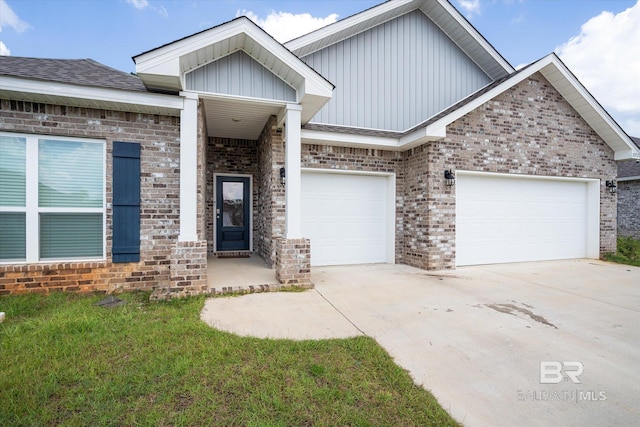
[
  {"left": 383, "top": 22, "right": 391, "bottom": 129},
  {"left": 357, "top": 32, "right": 365, "bottom": 127},
  {"left": 184, "top": 51, "right": 295, "bottom": 101}
]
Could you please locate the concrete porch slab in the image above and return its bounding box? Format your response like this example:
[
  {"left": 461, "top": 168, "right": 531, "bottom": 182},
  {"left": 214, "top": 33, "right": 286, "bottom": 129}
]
[{"left": 207, "top": 254, "right": 279, "bottom": 289}]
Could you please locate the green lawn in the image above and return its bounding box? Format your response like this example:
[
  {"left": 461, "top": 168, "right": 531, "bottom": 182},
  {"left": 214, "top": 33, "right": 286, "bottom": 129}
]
[
  {"left": 0, "top": 292, "right": 459, "bottom": 426},
  {"left": 605, "top": 236, "right": 640, "bottom": 267}
]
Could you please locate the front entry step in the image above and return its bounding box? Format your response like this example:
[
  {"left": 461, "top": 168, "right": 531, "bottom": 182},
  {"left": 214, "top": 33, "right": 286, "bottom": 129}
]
[{"left": 216, "top": 251, "right": 252, "bottom": 259}]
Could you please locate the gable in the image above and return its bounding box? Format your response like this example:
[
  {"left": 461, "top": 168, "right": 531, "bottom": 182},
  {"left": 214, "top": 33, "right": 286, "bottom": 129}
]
[
  {"left": 301, "top": 10, "right": 492, "bottom": 131},
  {"left": 185, "top": 51, "right": 296, "bottom": 102}
]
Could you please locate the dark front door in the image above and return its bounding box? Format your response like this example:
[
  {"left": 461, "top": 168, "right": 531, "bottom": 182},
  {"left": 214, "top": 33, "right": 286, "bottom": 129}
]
[{"left": 216, "top": 176, "right": 251, "bottom": 251}]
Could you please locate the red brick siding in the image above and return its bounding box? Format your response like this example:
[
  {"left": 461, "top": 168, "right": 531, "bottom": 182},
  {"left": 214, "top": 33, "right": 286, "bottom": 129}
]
[{"left": 0, "top": 99, "right": 181, "bottom": 294}]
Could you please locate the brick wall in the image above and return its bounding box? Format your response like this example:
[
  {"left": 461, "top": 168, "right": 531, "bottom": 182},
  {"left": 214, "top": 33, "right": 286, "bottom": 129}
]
[
  {"left": 0, "top": 99, "right": 181, "bottom": 294},
  {"left": 618, "top": 180, "right": 640, "bottom": 239},
  {"left": 256, "top": 116, "right": 285, "bottom": 266},
  {"left": 410, "top": 73, "right": 617, "bottom": 269}
]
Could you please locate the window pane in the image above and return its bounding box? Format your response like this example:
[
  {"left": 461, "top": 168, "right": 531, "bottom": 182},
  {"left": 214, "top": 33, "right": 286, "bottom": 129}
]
[
  {"left": 222, "top": 182, "right": 244, "bottom": 227},
  {"left": 0, "top": 212, "right": 26, "bottom": 261},
  {"left": 39, "top": 140, "right": 103, "bottom": 208},
  {"left": 40, "top": 213, "right": 103, "bottom": 259},
  {"left": 0, "top": 136, "right": 26, "bottom": 207}
]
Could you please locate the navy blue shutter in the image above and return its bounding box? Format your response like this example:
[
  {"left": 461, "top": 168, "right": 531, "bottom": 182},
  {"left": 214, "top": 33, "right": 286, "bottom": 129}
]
[{"left": 112, "top": 142, "right": 141, "bottom": 263}]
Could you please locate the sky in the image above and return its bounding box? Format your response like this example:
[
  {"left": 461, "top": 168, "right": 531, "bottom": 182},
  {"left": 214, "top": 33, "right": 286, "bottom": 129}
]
[{"left": 1, "top": 0, "right": 639, "bottom": 135}]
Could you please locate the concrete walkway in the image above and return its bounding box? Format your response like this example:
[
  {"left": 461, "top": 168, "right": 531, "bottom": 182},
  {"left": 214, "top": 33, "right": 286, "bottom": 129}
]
[{"left": 200, "top": 259, "right": 640, "bottom": 427}]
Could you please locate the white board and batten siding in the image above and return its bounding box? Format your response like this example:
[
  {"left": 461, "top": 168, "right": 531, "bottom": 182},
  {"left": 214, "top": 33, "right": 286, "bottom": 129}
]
[
  {"left": 455, "top": 172, "right": 600, "bottom": 266},
  {"left": 301, "top": 10, "right": 491, "bottom": 131},
  {"left": 185, "top": 51, "right": 296, "bottom": 102},
  {"left": 301, "top": 170, "right": 395, "bottom": 266}
]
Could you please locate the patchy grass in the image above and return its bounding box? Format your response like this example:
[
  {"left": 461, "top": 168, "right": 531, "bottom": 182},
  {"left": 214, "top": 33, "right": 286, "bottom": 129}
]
[
  {"left": 0, "top": 292, "right": 459, "bottom": 426},
  {"left": 605, "top": 236, "right": 640, "bottom": 267}
]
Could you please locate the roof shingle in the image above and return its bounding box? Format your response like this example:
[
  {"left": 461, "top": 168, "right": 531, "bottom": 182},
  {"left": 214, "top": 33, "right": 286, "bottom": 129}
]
[
  {"left": 618, "top": 136, "right": 640, "bottom": 179},
  {"left": 0, "top": 56, "right": 147, "bottom": 92}
]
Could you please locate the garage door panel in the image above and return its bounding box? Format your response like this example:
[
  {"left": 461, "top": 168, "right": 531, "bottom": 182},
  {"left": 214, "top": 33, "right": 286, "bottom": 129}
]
[
  {"left": 456, "top": 174, "right": 591, "bottom": 266},
  {"left": 302, "top": 172, "right": 391, "bottom": 266}
]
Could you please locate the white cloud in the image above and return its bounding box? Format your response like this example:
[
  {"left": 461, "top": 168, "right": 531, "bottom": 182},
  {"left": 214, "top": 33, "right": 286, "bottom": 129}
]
[
  {"left": 236, "top": 9, "right": 339, "bottom": 43},
  {"left": 556, "top": 1, "right": 640, "bottom": 134},
  {"left": 457, "top": 0, "right": 481, "bottom": 17},
  {"left": 126, "top": 0, "right": 149, "bottom": 10},
  {"left": 0, "top": 41, "right": 10, "bottom": 55},
  {"left": 157, "top": 5, "right": 168, "bottom": 18},
  {"left": 126, "top": 0, "right": 167, "bottom": 17},
  {"left": 0, "top": 0, "right": 31, "bottom": 33}
]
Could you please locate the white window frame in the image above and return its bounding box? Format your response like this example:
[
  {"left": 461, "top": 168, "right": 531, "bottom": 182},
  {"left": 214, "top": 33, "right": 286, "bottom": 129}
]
[{"left": 0, "top": 132, "right": 106, "bottom": 264}]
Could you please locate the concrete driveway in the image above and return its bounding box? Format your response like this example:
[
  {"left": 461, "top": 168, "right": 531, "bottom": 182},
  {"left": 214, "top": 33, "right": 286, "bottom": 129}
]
[{"left": 201, "top": 259, "right": 640, "bottom": 426}]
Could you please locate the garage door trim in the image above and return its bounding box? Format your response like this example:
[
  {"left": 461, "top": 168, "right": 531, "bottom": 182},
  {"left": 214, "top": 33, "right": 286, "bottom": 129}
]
[
  {"left": 301, "top": 168, "right": 396, "bottom": 265},
  {"left": 455, "top": 171, "right": 600, "bottom": 266}
]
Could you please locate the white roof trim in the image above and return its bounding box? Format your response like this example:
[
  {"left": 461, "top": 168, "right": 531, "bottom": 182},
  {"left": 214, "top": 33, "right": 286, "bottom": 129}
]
[
  {"left": 435, "top": 0, "right": 513, "bottom": 74},
  {"left": 286, "top": 0, "right": 417, "bottom": 53},
  {"left": 405, "top": 54, "right": 640, "bottom": 160},
  {"left": 134, "top": 17, "right": 333, "bottom": 98},
  {"left": 0, "top": 75, "right": 184, "bottom": 115},
  {"left": 301, "top": 128, "right": 401, "bottom": 150},
  {"left": 285, "top": 0, "right": 513, "bottom": 78}
]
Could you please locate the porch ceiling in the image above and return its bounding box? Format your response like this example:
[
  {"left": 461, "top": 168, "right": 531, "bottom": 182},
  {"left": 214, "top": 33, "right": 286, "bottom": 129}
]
[{"left": 203, "top": 96, "right": 282, "bottom": 140}]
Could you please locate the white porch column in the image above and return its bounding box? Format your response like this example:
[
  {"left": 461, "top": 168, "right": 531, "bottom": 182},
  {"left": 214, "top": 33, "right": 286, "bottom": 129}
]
[
  {"left": 284, "top": 103, "right": 303, "bottom": 239},
  {"left": 178, "top": 91, "right": 199, "bottom": 242}
]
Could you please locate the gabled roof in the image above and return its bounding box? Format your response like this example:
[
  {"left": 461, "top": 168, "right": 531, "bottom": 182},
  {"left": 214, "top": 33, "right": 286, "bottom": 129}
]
[
  {"left": 302, "top": 53, "right": 640, "bottom": 162},
  {"left": 0, "top": 56, "right": 146, "bottom": 92},
  {"left": 285, "top": 0, "right": 514, "bottom": 81},
  {"left": 133, "top": 16, "right": 334, "bottom": 124}
]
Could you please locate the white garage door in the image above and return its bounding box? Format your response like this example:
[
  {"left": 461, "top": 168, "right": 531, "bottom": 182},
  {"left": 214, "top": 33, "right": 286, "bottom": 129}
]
[
  {"left": 456, "top": 173, "right": 597, "bottom": 266},
  {"left": 301, "top": 171, "right": 392, "bottom": 266}
]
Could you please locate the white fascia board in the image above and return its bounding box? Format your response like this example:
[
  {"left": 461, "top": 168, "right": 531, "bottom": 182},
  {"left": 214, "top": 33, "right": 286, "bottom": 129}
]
[
  {"left": 299, "top": 123, "right": 445, "bottom": 151},
  {"left": 301, "top": 128, "right": 401, "bottom": 150},
  {"left": 285, "top": 0, "right": 416, "bottom": 53},
  {"left": 423, "top": 54, "right": 639, "bottom": 159},
  {"left": 239, "top": 26, "right": 333, "bottom": 99},
  {"left": 135, "top": 18, "right": 333, "bottom": 100},
  {"left": 399, "top": 124, "right": 446, "bottom": 149},
  {"left": 135, "top": 20, "right": 249, "bottom": 73},
  {"left": 536, "top": 58, "right": 640, "bottom": 160},
  {"left": 0, "top": 76, "right": 184, "bottom": 112},
  {"left": 618, "top": 175, "right": 640, "bottom": 182},
  {"left": 436, "top": 0, "right": 514, "bottom": 74},
  {"left": 615, "top": 150, "right": 640, "bottom": 161}
]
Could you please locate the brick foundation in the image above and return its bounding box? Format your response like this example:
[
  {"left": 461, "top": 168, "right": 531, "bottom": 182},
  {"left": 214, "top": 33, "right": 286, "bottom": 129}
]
[{"left": 275, "top": 238, "right": 311, "bottom": 286}]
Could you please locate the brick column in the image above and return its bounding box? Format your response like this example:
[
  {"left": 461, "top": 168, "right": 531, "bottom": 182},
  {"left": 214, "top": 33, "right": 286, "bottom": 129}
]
[
  {"left": 169, "top": 240, "right": 208, "bottom": 294},
  {"left": 275, "top": 238, "right": 311, "bottom": 286}
]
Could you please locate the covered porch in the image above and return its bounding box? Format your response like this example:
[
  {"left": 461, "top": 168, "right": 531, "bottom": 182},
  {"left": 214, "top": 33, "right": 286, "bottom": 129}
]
[{"left": 134, "top": 16, "right": 333, "bottom": 298}]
